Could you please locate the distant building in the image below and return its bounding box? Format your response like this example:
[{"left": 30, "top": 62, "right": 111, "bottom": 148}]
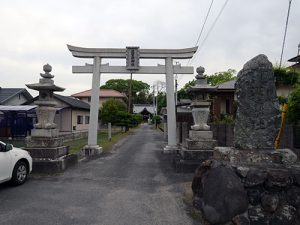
[
  {"left": 133, "top": 104, "right": 155, "bottom": 120},
  {"left": 288, "top": 54, "right": 300, "bottom": 71},
  {"left": 71, "top": 89, "right": 127, "bottom": 107},
  {"left": 0, "top": 87, "right": 32, "bottom": 105}
]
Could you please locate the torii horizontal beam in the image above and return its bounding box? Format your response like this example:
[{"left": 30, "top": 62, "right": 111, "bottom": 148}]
[
  {"left": 67, "top": 44, "right": 198, "bottom": 59},
  {"left": 72, "top": 63, "right": 194, "bottom": 74}
]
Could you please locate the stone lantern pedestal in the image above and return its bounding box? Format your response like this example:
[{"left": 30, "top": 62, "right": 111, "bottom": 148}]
[
  {"left": 174, "top": 66, "right": 217, "bottom": 172},
  {"left": 24, "top": 64, "right": 77, "bottom": 173}
]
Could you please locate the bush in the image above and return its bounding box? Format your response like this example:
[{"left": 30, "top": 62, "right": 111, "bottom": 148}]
[
  {"left": 100, "top": 99, "right": 127, "bottom": 124},
  {"left": 152, "top": 115, "right": 162, "bottom": 124},
  {"left": 274, "top": 67, "right": 299, "bottom": 85},
  {"left": 287, "top": 85, "right": 300, "bottom": 125},
  {"left": 213, "top": 114, "right": 235, "bottom": 125}
]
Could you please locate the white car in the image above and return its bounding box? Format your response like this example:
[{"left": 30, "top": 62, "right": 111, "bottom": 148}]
[{"left": 0, "top": 141, "right": 32, "bottom": 185}]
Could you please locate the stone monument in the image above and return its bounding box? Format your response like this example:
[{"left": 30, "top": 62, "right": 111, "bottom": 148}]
[
  {"left": 174, "top": 66, "right": 217, "bottom": 172},
  {"left": 24, "top": 64, "right": 77, "bottom": 173},
  {"left": 191, "top": 55, "right": 300, "bottom": 225},
  {"left": 234, "top": 54, "right": 281, "bottom": 149}
]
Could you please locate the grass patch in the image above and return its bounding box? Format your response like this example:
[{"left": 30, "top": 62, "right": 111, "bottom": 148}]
[{"left": 65, "top": 130, "right": 133, "bottom": 154}]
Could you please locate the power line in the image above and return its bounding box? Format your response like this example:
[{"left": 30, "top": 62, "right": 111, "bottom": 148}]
[
  {"left": 279, "top": 0, "right": 292, "bottom": 68},
  {"left": 186, "top": 0, "right": 214, "bottom": 67},
  {"left": 179, "top": 0, "right": 215, "bottom": 83},
  {"left": 193, "top": 0, "right": 230, "bottom": 60},
  {"left": 194, "top": 0, "right": 214, "bottom": 47},
  {"left": 179, "top": 0, "right": 229, "bottom": 83}
]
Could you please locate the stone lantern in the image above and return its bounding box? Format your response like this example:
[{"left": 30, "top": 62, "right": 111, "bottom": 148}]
[
  {"left": 175, "top": 66, "right": 217, "bottom": 172},
  {"left": 26, "top": 64, "right": 64, "bottom": 138},
  {"left": 188, "top": 66, "right": 217, "bottom": 131},
  {"left": 24, "top": 64, "right": 76, "bottom": 173}
]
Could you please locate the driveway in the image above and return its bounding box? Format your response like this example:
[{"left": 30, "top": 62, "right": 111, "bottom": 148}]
[{"left": 0, "top": 124, "right": 195, "bottom": 225}]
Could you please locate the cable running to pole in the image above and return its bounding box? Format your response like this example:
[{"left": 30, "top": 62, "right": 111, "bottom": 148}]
[
  {"left": 186, "top": 0, "right": 214, "bottom": 67},
  {"left": 195, "top": 0, "right": 230, "bottom": 58},
  {"left": 279, "top": 0, "right": 292, "bottom": 68}
]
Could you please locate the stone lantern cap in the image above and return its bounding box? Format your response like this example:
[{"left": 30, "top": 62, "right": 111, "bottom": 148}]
[
  {"left": 26, "top": 64, "right": 65, "bottom": 92},
  {"left": 188, "top": 66, "right": 218, "bottom": 94}
]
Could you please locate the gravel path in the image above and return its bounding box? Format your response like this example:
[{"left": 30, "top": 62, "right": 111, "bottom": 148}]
[{"left": 0, "top": 124, "right": 196, "bottom": 225}]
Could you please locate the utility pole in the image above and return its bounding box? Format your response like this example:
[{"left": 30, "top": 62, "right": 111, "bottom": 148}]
[
  {"left": 174, "top": 61, "right": 179, "bottom": 106},
  {"left": 279, "top": 0, "right": 293, "bottom": 68},
  {"left": 128, "top": 73, "right": 133, "bottom": 113}
]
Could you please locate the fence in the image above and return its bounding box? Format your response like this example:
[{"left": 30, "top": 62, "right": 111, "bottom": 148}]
[{"left": 176, "top": 122, "right": 300, "bottom": 157}]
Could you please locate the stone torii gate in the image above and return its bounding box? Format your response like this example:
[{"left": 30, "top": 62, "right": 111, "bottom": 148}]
[{"left": 67, "top": 45, "right": 197, "bottom": 153}]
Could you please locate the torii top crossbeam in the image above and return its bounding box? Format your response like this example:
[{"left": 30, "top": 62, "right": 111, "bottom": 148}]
[{"left": 67, "top": 45, "right": 198, "bottom": 59}]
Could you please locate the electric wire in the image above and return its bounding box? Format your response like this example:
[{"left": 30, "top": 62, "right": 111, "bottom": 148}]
[
  {"left": 178, "top": 0, "right": 215, "bottom": 83},
  {"left": 178, "top": 0, "right": 229, "bottom": 83}
]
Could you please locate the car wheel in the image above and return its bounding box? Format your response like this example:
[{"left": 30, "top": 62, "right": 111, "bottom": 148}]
[{"left": 11, "top": 161, "right": 28, "bottom": 185}]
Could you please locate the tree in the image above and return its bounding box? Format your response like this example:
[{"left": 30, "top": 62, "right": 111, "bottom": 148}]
[
  {"left": 157, "top": 92, "right": 167, "bottom": 114},
  {"left": 100, "top": 99, "right": 127, "bottom": 124},
  {"left": 177, "top": 80, "right": 196, "bottom": 100},
  {"left": 101, "top": 79, "right": 151, "bottom": 104},
  {"left": 287, "top": 85, "right": 300, "bottom": 124},
  {"left": 177, "top": 69, "right": 236, "bottom": 100},
  {"left": 207, "top": 69, "right": 236, "bottom": 86}
]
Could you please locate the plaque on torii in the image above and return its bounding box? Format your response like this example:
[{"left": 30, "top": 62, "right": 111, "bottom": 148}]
[{"left": 67, "top": 45, "right": 197, "bottom": 154}]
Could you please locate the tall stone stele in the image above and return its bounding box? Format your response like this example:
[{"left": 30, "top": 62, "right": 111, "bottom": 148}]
[
  {"left": 234, "top": 54, "right": 281, "bottom": 150},
  {"left": 25, "top": 64, "right": 68, "bottom": 160}
]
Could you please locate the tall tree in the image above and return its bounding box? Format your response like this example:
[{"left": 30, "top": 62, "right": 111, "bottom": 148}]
[
  {"left": 207, "top": 69, "right": 236, "bottom": 86},
  {"left": 101, "top": 79, "right": 151, "bottom": 105}
]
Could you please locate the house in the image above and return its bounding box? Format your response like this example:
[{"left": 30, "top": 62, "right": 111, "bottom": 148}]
[
  {"left": 288, "top": 54, "right": 300, "bottom": 71},
  {"left": 133, "top": 104, "right": 155, "bottom": 120},
  {"left": 26, "top": 94, "right": 90, "bottom": 133},
  {"left": 71, "top": 89, "right": 127, "bottom": 107},
  {"left": 211, "top": 80, "right": 236, "bottom": 120},
  {"left": 0, "top": 88, "right": 34, "bottom": 138},
  {"left": 0, "top": 87, "right": 32, "bottom": 105}
]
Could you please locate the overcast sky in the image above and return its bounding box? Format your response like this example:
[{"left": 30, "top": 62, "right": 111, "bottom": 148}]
[{"left": 0, "top": 0, "right": 299, "bottom": 96}]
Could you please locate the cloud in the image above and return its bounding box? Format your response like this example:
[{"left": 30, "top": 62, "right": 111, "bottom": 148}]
[{"left": 0, "top": 0, "right": 299, "bottom": 94}]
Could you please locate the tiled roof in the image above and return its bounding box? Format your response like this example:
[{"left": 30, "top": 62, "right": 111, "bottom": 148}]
[
  {"left": 71, "top": 89, "right": 127, "bottom": 98},
  {"left": 133, "top": 104, "right": 155, "bottom": 114},
  {"left": 54, "top": 94, "right": 90, "bottom": 110},
  {"left": 25, "top": 94, "right": 90, "bottom": 110},
  {"left": 0, "top": 88, "right": 32, "bottom": 104},
  {"left": 217, "top": 79, "right": 236, "bottom": 90}
]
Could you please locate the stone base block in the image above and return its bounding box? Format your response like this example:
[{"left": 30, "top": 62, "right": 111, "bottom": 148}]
[
  {"left": 214, "top": 147, "right": 298, "bottom": 167},
  {"left": 163, "top": 145, "right": 179, "bottom": 154},
  {"left": 24, "top": 145, "right": 68, "bottom": 159},
  {"left": 183, "top": 139, "right": 216, "bottom": 150},
  {"left": 31, "top": 154, "right": 78, "bottom": 174},
  {"left": 180, "top": 148, "right": 214, "bottom": 161},
  {"left": 173, "top": 156, "right": 202, "bottom": 173},
  {"left": 189, "top": 130, "right": 213, "bottom": 140},
  {"left": 26, "top": 136, "right": 63, "bottom": 148},
  {"left": 31, "top": 128, "right": 59, "bottom": 138},
  {"left": 82, "top": 145, "right": 103, "bottom": 157}
]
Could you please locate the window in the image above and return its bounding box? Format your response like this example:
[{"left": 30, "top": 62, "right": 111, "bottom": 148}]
[
  {"left": 87, "top": 97, "right": 91, "bottom": 103},
  {"left": 85, "top": 116, "right": 89, "bottom": 124},
  {"left": 77, "top": 115, "right": 83, "bottom": 124}
]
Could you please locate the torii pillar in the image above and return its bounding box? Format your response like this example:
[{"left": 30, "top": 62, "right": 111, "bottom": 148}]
[{"left": 67, "top": 45, "right": 197, "bottom": 154}]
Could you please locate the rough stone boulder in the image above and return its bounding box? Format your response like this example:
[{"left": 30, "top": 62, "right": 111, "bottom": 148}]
[
  {"left": 192, "top": 160, "right": 248, "bottom": 224},
  {"left": 234, "top": 54, "right": 281, "bottom": 150}
]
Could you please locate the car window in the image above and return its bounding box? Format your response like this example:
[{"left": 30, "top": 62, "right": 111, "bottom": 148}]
[{"left": 0, "top": 142, "right": 5, "bottom": 151}]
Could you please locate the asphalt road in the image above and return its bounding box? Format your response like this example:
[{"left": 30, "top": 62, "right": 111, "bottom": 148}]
[{"left": 0, "top": 124, "right": 195, "bottom": 225}]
